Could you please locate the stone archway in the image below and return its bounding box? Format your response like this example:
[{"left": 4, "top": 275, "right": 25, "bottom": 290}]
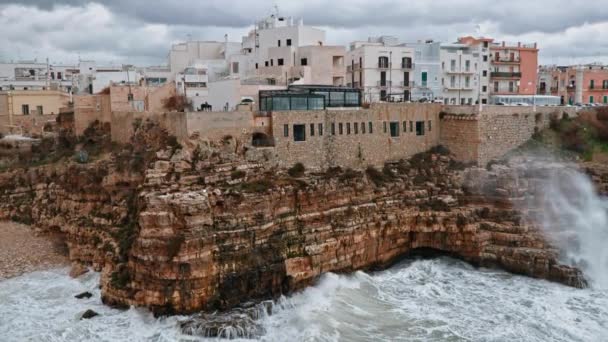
[{"left": 251, "top": 132, "right": 274, "bottom": 147}]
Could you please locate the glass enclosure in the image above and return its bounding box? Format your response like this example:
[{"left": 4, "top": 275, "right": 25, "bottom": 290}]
[{"left": 260, "top": 85, "right": 361, "bottom": 111}]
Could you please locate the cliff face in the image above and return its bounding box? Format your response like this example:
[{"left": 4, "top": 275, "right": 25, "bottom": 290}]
[{"left": 0, "top": 135, "right": 600, "bottom": 315}]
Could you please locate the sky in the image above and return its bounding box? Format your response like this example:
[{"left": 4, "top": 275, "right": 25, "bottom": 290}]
[{"left": 1, "top": 0, "right": 607, "bottom": 66}]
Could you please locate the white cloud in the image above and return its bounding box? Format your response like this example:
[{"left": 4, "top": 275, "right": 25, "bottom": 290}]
[{"left": 0, "top": 1, "right": 607, "bottom": 65}]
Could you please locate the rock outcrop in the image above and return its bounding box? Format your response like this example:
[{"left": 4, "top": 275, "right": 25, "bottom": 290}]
[{"left": 1, "top": 130, "right": 602, "bottom": 315}]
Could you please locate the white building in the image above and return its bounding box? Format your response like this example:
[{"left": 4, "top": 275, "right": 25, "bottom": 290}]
[
  {"left": 438, "top": 37, "right": 493, "bottom": 105},
  {"left": 439, "top": 39, "right": 490, "bottom": 105},
  {"left": 175, "top": 63, "right": 210, "bottom": 110},
  {"left": 346, "top": 36, "right": 414, "bottom": 103},
  {"left": 405, "top": 40, "right": 442, "bottom": 102}
]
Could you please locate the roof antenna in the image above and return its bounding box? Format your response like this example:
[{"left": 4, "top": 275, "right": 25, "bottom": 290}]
[{"left": 274, "top": 3, "right": 280, "bottom": 16}]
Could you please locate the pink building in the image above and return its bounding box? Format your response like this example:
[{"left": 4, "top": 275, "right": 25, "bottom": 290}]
[
  {"left": 489, "top": 41, "right": 538, "bottom": 96},
  {"left": 539, "top": 64, "right": 608, "bottom": 105}
]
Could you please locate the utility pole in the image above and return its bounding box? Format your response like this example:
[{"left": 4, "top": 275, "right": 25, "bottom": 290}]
[{"left": 389, "top": 51, "right": 392, "bottom": 101}]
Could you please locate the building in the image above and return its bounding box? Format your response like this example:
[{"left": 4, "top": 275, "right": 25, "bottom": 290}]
[
  {"left": 346, "top": 36, "right": 414, "bottom": 103},
  {"left": 240, "top": 14, "right": 346, "bottom": 86},
  {"left": 439, "top": 41, "right": 486, "bottom": 105},
  {"left": 406, "top": 40, "right": 442, "bottom": 102},
  {"left": 168, "top": 40, "right": 243, "bottom": 82},
  {"left": 259, "top": 85, "right": 361, "bottom": 111},
  {"left": 488, "top": 40, "right": 539, "bottom": 97},
  {"left": 539, "top": 64, "right": 608, "bottom": 105},
  {"left": 0, "top": 89, "right": 70, "bottom": 134}
]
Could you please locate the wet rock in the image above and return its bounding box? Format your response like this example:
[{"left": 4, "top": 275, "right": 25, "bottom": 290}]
[
  {"left": 80, "top": 309, "right": 99, "bottom": 320},
  {"left": 69, "top": 263, "right": 89, "bottom": 278},
  {"left": 75, "top": 292, "right": 93, "bottom": 299}
]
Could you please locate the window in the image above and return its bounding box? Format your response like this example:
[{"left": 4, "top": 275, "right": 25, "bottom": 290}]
[
  {"left": 450, "top": 59, "right": 456, "bottom": 71},
  {"left": 383, "top": 121, "right": 387, "bottom": 133},
  {"left": 361, "top": 122, "right": 366, "bottom": 134},
  {"left": 21, "top": 104, "right": 29, "bottom": 115},
  {"left": 378, "top": 56, "right": 389, "bottom": 68},
  {"left": 465, "top": 60, "right": 470, "bottom": 72},
  {"left": 483, "top": 70, "right": 488, "bottom": 77},
  {"left": 294, "top": 124, "right": 306, "bottom": 141},
  {"left": 590, "top": 96, "right": 594, "bottom": 104},
  {"left": 318, "top": 123, "right": 323, "bottom": 136},
  {"left": 389, "top": 122, "right": 400, "bottom": 137},
  {"left": 403, "top": 121, "right": 407, "bottom": 133},
  {"left": 465, "top": 76, "right": 470, "bottom": 88},
  {"left": 604, "top": 96, "right": 608, "bottom": 104},
  {"left": 310, "top": 123, "right": 315, "bottom": 136},
  {"left": 354, "top": 122, "right": 359, "bottom": 134},
  {"left": 404, "top": 72, "right": 410, "bottom": 87},
  {"left": 460, "top": 98, "right": 465, "bottom": 105},
  {"left": 494, "top": 82, "right": 499, "bottom": 92},
  {"left": 271, "top": 59, "right": 274, "bottom": 66},
  {"left": 428, "top": 120, "right": 432, "bottom": 132},
  {"left": 283, "top": 124, "right": 289, "bottom": 137},
  {"left": 483, "top": 41, "right": 489, "bottom": 48},
  {"left": 278, "top": 59, "right": 284, "bottom": 66},
  {"left": 483, "top": 55, "right": 488, "bottom": 62},
  {"left": 421, "top": 71, "right": 427, "bottom": 87},
  {"left": 450, "top": 76, "right": 456, "bottom": 87},
  {"left": 416, "top": 121, "right": 425, "bottom": 136},
  {"left": 265, "top": 61, "right": 269, "bottom": 67},
  {"left": 368, "top": 122, "right": 373, "bottom": 134},
  {"left": 232, "top": 62, "right": 239, "bottom": 73},
  {"left": 590, "top": 80, "right": 595, "bottom": 89},
  {"left": 402, "top": 57, "right": 412, "bottom": 68},
  {"left": 278, "top": 40, "right": 281, "bottom": 47},
  {"left": 441, "top": 62, "right": 445, "bottom": 70},
  {"left": 339, "top": 123, "right": 343, "bottom": 135},
  {"left": 409, "top": 121, "right": 413, "bottom": 132},
  {"left": 331, "top": 123, "right": 336, "bottom": 135},
  {"left": 482, "top": 86, "right": 487, "bottom": 92},
  {"left": 468, "top": 98, "right": 473, "bottom": 105},
  {"left": 36, "top": 106, "right": 43, "bottom": 115},
  {"left": 301, "top": 58, "right": 308, "bottom": 66},
  {"left": 50, "top": 72, "right": 55, "bottom": 80},
  {"left": 346, "top": 122, "right": 351, "bottom": 135},
  {"left": 287, "top": 39, "right": 292, "bottom": 46},
  {"left": 255, "top": 63, "right": 259, "bottom": 69}
]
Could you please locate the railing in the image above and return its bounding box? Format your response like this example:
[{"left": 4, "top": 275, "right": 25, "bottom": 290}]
[
  {"left": 378, "top": 63, "right": 390, "bottom": 69},
  {"left": 493, "top": 57, "right": 520, "bottom": 63},
  {"left": 400, "top": 81, "right": 411, "bottom": 87},
  {"left": 377, "top": 81, "right": 392, "bottom": 87},
  {"left": 490, "top": 72, "right": 522, "bottom": 78},
  {"left": 401, "top": 63, "right": 413, "bottom": 69},
  {"left": 491, "top": 87, "right": 520, "bottom": 94}
]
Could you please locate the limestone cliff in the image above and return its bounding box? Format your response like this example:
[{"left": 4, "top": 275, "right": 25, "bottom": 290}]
[{"left": 0, "top": 131, "right": 601, "bottom": 315}]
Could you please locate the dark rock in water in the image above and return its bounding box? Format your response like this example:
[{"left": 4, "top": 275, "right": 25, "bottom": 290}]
[
  {"left": 180, "top": 301, "right": 273, "bottom": 339},
  {"left": 75, "top": 292, "right": 93, "bottom": 299},
  {"left": 81, "top": 309, "right": 99, "bottom": 320}
]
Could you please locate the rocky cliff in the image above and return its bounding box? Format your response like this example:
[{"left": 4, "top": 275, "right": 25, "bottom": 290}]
[{"left": 0, "top": 126, "right": 601, "bottom": 315}]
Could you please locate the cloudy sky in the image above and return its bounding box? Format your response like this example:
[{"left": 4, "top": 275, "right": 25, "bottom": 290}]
[{"left": 1, "top": 0, "right": 607, "bottom": 66}]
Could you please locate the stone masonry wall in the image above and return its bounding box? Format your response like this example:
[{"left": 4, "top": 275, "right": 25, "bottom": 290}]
[{"left": 271, "top": 103, "right": 442, "bottom": 170}]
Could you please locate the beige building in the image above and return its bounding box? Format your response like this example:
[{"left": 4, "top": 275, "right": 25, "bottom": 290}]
[{"left": 0, "top": 90, "right": 70, "bottom": 134}]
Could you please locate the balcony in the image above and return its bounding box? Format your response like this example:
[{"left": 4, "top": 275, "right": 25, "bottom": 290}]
[
  {"left": 401, "top": 62, "right": 413, "bottom": 70},
  {"left": 490, "top": 72, "right": 522, "bottom": 79},
  {"left": 588, "top": 85, "right": 608, "bottom": 91},
  {"left": 378, "top": 63, "right": 390, "bottom": 69},
  {"left": 399, "top": 81, "right": 411, "bottom": 88},
  {"left": 445, "top": 69, "right": 475, "bottom": 75},
  {"left": 491, "top": 87, "right": 520, "bottom": 94},
  {"left": 493, "top": 57, "right": 520, "bottom": 64},
  {"left": 377, "top": 81, "right": 392, "bottom": 88},
  {"left": 445, "top": 84, "right": 474, "bottom": 91}
]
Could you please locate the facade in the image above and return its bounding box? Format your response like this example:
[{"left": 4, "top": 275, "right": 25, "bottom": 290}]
[
  {"left": 439, "top": 42, "right": 486, "bottom": 105},
  {"left": 539, "top": 64, "right": 608, "bottom": 105},
  {"left": 175, "top": 63, "right": 210, "bottom": 110},
  {"left": 488, "top": 40, "right": 539, "bottom": 97},
  {"left": 406, "top": 41, "right": 442, "bottom": 102},
  {"left": 0, "top": 89, "right": 70, "bottom": 134},
  {"left": 259, "top": 85, "right": 361, "bottom": 111},
  {"left": 346, "top": 36, "right": 415, "bottom": 103}
]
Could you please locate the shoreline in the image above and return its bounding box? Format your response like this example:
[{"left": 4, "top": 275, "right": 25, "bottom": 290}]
[{"left": 0, "top": 221, "right": 69, "bottom": 281}]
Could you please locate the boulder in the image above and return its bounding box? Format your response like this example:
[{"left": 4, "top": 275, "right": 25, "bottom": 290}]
[{"left": 80, "top": 309, "right": 99, "bottom": 320}]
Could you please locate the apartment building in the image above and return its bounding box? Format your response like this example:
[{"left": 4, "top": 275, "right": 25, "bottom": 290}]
[
  {"left": 439, "top": 41, "right": 488, "bottom": 105},
  {"left": 406, "top": 40, "right": 442, "bottom": 101},
  {"left": 241, "top": 14, "right": 346, "bottom": 86},
  {"left": 346, "top": 36, "right": 414, "bottom": 103},
  {"left": 488, "top": 41, "right": 538, "bottom": 97},
  {"left": 539, "top": 64, "right": 608, "bottom": 105}
]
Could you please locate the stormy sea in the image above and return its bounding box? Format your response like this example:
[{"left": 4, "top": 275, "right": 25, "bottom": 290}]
[{"left": 1, "top": 168, "right": 607, "bottom": 342}]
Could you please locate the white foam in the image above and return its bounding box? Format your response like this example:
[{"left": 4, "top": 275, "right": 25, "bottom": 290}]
[{"left": 1, "top": 259, "right": 607, "bottom": 341}]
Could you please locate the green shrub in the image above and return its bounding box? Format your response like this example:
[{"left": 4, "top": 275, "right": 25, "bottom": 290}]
[
  {"left": 287, "top": 163, "right": 306, "bottom": 177},
  {"left": 231, "top": 170, "right": 246, "bottom": 179},
  {"left": 339, "top": 168, "right": 360, "bottom": 182},
  {"left": 366, "top": 166, "right": 389, "bottom": 186},
  {"left": 241, "top": 179, "right": 272, "bottom": 193}
]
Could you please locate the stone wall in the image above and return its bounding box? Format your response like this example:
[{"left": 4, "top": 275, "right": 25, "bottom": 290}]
[
  {"left": 271, "top": 103, "right": 442, "bottom": 170},
  {"left": 186, "top": 111, "right": 256, "bottom": 141},
  {"left": 73, "top": 95, "right": 112, "bottom": 136},
  {"left": 0, "top": 113, "right": 58, "bottom": 136},
  {"left": 111, "top": 111, "right": 188, "bottom": 143},
  {"left": 439, "top": 105, "right": 578, "bottom": 165}
]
